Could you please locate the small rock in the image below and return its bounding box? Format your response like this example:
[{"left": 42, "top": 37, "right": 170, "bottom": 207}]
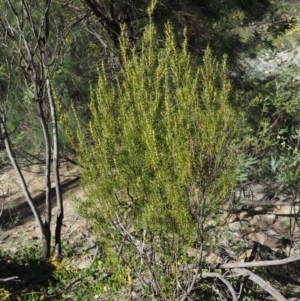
[
  {"left": 239, "top": 212, "right": 252, "bottom": 220},
  {"left": 26, "top": 225, "right": 36, "bottom": 232},
  {"left": 206, "top": 253, "right": 222, "bottom": 264},
  {"left": 228, "top": 221, "right": 250, "bottom": 232},
  {"left": 77, "top": 260, "right": 92, "bottom": 270},
  {"left": 229, "top": 214, "right": 238, "bottom": 223},
  {"left": 248, "top": 232, "right": 283, "bottom": 249}
]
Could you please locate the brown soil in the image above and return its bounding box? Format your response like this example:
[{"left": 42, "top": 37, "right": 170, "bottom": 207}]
[
  {"left": 0, "top": 160, "right": 95, "bottom": 257},
  {"left": 1, "top": 162, "right": 300, "bottom": 299}
]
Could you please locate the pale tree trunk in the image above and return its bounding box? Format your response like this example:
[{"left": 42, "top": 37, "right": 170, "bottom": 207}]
[
  {"left": 47, "top": 79, "right": 64, "bottom": 257},
  {"left": 22, "top": 0, "right": 53, "bottom": 257},
  {"left": 22, "top": 0, "right": 64, "bottom": 257},
  {"left": 0, "top": 114, "right": 51, "bottom": 258},
  {"left": 0, "top": 0, "right": 66, "bottom": 258},
  {"left": 36, "top": 98, "right": 52, "bottom": 256}
]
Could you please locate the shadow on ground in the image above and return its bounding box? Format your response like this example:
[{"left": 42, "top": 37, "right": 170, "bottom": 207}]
[
  {"left": 0, "top": 177, "right": 80, "bottom": 228},
  {"left": 0, "top": 247, "right": 56, "bottom": 300},
  {"left": 265, "top": 261, "right": 300, "bottom": 299}
]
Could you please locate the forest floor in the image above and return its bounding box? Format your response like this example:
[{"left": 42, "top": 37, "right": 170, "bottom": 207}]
[
  {"left": 1, "top": 161, "right": 300, "bottom": 300},
  {"left": 0, "top": 160, "right": 97, "bottom": 269}
]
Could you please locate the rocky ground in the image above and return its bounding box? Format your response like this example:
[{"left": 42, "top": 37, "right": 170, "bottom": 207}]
[{"left": 222, "top": 184, "right": 300, "bottom": 300}]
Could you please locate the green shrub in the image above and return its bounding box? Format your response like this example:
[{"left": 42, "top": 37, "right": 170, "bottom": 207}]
[
  {"left": 65, "top": 10, "right": 239, "bottom": 299},
  {"left": 239, "top": 73, "right": 300, "bottom": 194}
]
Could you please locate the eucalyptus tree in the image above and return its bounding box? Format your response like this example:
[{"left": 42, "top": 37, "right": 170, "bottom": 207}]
[{"left": 0, "top": 0, "right": 86, "bottom": 258}]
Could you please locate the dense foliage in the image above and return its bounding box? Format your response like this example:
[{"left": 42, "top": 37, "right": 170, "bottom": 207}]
[
  {"left": 63, "top": 12, "right": 239, "bottom": 297},
  {"left": 0, "top": 0, "right": 300, "bottom": 299}
]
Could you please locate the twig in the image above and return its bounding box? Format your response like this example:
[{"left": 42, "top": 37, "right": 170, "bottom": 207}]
[
  {"left": 62, "top": 215, "right": 79, "bottom": 240},
  {"left": 240, "top": 201, "right": 300, "bottom": 206},
  {"left": 65, "top": 277, "right": 82, "bottom": 291},
  {"left": 215, "top": 248, "right": 288, "bottom": 301},
  {"left": 177, "top": 279, "right": 194, "bottom": 301},
  {"left": 61, "top": 155, "right": 78, "bottom": 166},
  {"left": 0, "top": 276, "right": 19, "bottom": 282},
  {"left": 220, "top": 255, "right": 300, "bottom": 269},
  {"left": 202, "top": 272, "right": 238, "bottom": 301},
  {"left": 179, "top": 244, "right": 203, "bottom": 301},
  {"left": 231, "top": 267, "right": 287, "bottom": 301},
  {"left": 90, "top": 245, "right": 99, "bottom": 267}
]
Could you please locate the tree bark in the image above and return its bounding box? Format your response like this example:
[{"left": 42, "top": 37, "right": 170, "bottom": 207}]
[
  {"left": 47, "top": 79, "right": 64, "bottom": 257},
  {"left": 0, "top": 115, "right": 50, "bottom": 258}
]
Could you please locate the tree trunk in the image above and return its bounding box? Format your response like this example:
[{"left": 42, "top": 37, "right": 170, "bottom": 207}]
[
  {"left": 47, "top": 79, "right": 64, "bottom": 257},
  {"left": 0, "top": 114, "right": 51, "bottom": 258},
  {"left": 36, "top": 98, "right": 52, "bottom": 256}
]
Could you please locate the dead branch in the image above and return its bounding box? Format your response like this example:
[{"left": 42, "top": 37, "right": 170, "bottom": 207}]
[
  {"left": 178, "top": 262, "right": 287, "bottom": 301},
  {"left": 202, "top": 272, "right": 238, "bottom": 301},
  {"left": 0, "top": 276, "right": 20, "bottom": 282},
  {"left": 90, "top": 245, "right": 99, "bottom": 267},
  {"left": 241, "top": 201, "right": 299, "bottom": 206},
  {"left": 214, "top": 247, "right": 289, "bottom": 301},
  {"left": 220, "top": 255, "right": 300, "bottom": 269},
  {"left": 231, "top": 267, "right": 287, "bottom": 301}
]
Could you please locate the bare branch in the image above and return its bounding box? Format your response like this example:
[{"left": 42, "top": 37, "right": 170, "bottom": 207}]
[
  {"left": 220, "top": 255, "right": 300, "bottom": 269},
  {"left": 231, "top": 268, "right": 287, "bottom": 301},
  {"left": 202, "top": 272, "right": 238, "bottom": 301},
  {"left": 0, "top": 276, "right": 20, "bottom": 282},
  {"left": 240, "top": 200, "right": 300, "bottom": 206},
  {"left": 212, "top": 247, "right": 289, "bottom": 300}
]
